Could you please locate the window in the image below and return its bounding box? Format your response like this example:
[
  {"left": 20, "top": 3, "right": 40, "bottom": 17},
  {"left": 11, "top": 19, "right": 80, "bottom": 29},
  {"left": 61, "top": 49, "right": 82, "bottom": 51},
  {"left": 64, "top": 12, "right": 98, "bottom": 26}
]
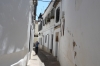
[
  {"left": 34, "top": 35, "right": 38, "bottom": 37},
  {"left": 47, "top": 35, "right": 49, "bottom": 48},
  {"left": 50, "top": 8, "right": 55, "bottom": 19},
  {"left": 45, "top": 17, "right": 47, "bottom": 24},
  {"left": 55, "top": 32, "right": 59, "bottom": 42},
  {"left": 56, "top": 7, "right": 60, "bottom": 23},
  {"left": 48, "top": 35, "right": 49, "bottom": 45},
  {"left": 41, "top": 38, "right": 42, "bottom": 45},
  {"left": 45, "top": 35, "right": 47, "bottom": 43},
  {"left": 43, "top": 20, "right": 45, "bottom": 26},
  {"left": 48, "top": 13, "right": 50, "bottom": 19},
  {"left": 47, "top": 14, "right": 50, "bottom": 22},
  {"left": 63, "top": 22, "right": 65, "bottom": 36}
]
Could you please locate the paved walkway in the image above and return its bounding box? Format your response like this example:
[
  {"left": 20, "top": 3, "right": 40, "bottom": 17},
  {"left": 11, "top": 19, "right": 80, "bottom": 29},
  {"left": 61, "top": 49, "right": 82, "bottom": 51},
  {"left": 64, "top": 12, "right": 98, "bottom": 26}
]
[
  {"left": 38, "top": 49, "right": 60, "bottom": 66},
  {"left": 27, "top": 51, "right": 44, "bottom": 66}
]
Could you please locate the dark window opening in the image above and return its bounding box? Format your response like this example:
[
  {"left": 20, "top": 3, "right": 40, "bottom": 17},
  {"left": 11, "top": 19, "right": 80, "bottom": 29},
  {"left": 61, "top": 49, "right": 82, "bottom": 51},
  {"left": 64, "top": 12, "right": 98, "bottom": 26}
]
[
  {"left": 51, "top": 8, "right": 55, "bottom": 19},
  {"left": 45, "top": 35, "right": 47, "bottom": 43},
  {"left": 56, "top": 7, "right": 60, "bottom": 23},
  {"left": 43, "top": 20, "right": 45, "bottom": 26},
  {"left": 34, "top": 35, "right": 38, "bottom": 37},
  {"left": 45, "top": 17, "right": 47, "bottom": 24}
]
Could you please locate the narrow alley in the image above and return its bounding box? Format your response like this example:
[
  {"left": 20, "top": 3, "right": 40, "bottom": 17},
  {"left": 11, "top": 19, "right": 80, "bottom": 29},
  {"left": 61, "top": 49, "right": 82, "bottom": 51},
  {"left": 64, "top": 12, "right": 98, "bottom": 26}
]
[
  {"left": 0, "top": 0, "right": 100, "bottom": 66},
  {"left": 38, "top": 49, "right": 60, "bottom": 66},
  {"left": 27, "top": 50, "right": 44, "bottom": 66}
]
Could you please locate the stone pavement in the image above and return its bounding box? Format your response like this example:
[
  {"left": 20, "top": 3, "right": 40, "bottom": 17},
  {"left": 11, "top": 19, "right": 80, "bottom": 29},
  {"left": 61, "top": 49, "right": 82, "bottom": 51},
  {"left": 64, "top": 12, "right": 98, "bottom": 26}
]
[
  {"left": 27, "top": 51, "right": 45, "bottom": 66},
  {"left": 38, "top": 49, "right": 60, "bottom": 66}
]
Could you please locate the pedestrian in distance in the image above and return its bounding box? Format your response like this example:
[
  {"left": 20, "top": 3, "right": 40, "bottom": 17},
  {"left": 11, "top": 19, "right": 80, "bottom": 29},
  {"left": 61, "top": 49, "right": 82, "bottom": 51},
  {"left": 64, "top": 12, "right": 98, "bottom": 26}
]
[{"left": 35, "top": 41, "right": 39, "bottom": 55}]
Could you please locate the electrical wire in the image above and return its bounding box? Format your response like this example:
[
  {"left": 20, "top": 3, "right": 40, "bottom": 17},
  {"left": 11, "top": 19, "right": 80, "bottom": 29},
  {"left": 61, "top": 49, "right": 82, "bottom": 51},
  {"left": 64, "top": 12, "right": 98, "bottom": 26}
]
[
  {"left": 38, "top": 0, "right": 51, "bottom": 2},
  {"left": 38, "top": 0, "right": 56, "bottom": 2}
]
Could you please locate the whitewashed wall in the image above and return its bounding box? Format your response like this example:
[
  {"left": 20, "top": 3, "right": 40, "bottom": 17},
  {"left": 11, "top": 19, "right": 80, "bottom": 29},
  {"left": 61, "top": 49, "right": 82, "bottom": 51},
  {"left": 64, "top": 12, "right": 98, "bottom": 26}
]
[
  {"left": 39, "top": 0, "right": 55, "bottom": 51},
  {"left": 41, "top": 19, "right": 54, "bottom": 51},
  {"left": 0, "top": 0, "right": 33, "bottom": 66},
  {"left": 52, "top": 1, "right": 61, "bottom": 59},
  {"left": 53, "top": 28, "right": 60, "bottom": 58},
  {"left": 59, "top": 0, "right": 100, "bottom": 66},
  {"left": 34, "top": 22, "right": 38, "bottom": 43},
  {"left": 35, "top": 22, "right": 38, "bottom": 35},
  {"left": 43, "top": 29, "right": 51, "bottom": 48}
]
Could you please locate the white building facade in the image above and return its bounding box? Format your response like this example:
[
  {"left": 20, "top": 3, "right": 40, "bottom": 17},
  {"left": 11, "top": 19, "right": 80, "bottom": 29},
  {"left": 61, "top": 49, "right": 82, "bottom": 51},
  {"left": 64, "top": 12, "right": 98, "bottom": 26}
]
[
  {"left": 0, "top": 0, "right": 35, "bottom": 66},
  {"left": 38, "top": 1, "right": 55, "bottom": 53},
  {"left": 57, "top": 0, "right": 100, "bottom": 66},
  {"left": 34, "top": 21, "right": 38, "bottom": 43},
  {"left": 39, "top": 0, "right": 100, "bottom": 66}
]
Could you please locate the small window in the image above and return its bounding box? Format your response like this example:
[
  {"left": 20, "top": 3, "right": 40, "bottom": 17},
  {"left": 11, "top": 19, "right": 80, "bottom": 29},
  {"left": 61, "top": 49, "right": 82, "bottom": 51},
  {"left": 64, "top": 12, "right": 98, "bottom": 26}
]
[
  {"left": 47, "top": 14, "right": 50, "bottom": 22},
  {"left": 51, "top": 8, "right": 55, "bottom": 19},
  {"left": 56, "top": 7, "right": 60, "bottom": 23},
  {"left": 63, "top": 22, "right": 65, "bottom": 36},
  {"left": 48, "top": 35, "right": 49, "bottom": 44},
  {"left": 43, "top": 20, "right": 45, "bottom": 26},
  {"left": 48, "top": 13, "right": 50, "bottom": 19},
  {"left": 45, "top": 17, "right": 47, "bottom": 24},
  {"left": 55, "top": 32, "right": 59, "bottom": 42},
  {"left": 41, "top": 38, "right": 42, "bottom": 45},
  {"left": 45, "top": 35, "right": 47, "bottom": 43}
]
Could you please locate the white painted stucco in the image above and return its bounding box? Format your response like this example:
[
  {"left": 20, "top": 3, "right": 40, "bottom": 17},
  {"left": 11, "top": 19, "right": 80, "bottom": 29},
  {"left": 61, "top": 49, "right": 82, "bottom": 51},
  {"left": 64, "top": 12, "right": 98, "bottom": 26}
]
[
  {"left": 34, "top": 22, "right": 38, "bottom": 43},
  {"left": 53, "top": 28, "right": 60, "bottom": 58},
  {"left": 59, "top": 0, "right": 100, "bottom": 66},
  {"left": 38, "top": 1, "right": 55, "bottom": 52},
  {"left": 0, "top": 0, "right": 34, "bottom": 66},
  {"left": 39, "top": 0, "right": 100, "bottom": 66},
  {"left": 39, "top": 19, "right": 54, "bottom": 51},
  {"left": 35, "top": 22, "right": 38, "bottom": 35}
]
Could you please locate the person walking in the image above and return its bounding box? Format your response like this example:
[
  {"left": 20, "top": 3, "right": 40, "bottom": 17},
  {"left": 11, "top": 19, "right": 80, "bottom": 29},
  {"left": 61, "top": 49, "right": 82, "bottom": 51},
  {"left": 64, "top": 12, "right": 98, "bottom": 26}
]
[{"left": 35, "top": 41, "right": 39, "bottom": 55}]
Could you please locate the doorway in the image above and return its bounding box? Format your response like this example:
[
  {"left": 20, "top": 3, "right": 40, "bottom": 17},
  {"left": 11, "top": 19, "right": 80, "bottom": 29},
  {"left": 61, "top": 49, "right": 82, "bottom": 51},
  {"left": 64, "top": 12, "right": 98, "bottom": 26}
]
[
  {"left": 42, "top": 36, "right": 44, "bottom": 49},
  {"left": 50, "top": 34, "right": 53, "bottom": 53},
  {"left": 47, "top": 34, "right": 49, "bottom": 49},
  {"left": 55, "top": 32, "right": 59, "bottom": 58}
]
